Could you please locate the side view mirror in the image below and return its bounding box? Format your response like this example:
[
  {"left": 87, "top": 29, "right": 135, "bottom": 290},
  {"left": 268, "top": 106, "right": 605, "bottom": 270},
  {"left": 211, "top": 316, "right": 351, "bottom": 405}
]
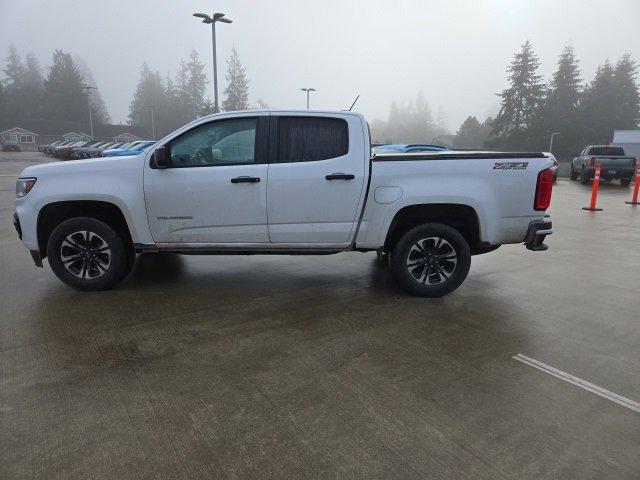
[{"left": 152, "top": 146, "right": 170, "bottom": 169}]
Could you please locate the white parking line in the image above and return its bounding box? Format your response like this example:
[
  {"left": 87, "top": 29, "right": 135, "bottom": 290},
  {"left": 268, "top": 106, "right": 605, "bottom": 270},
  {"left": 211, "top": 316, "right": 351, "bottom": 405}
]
[{"left": 513, "top": 353, "right": 640, "bottom": 413}]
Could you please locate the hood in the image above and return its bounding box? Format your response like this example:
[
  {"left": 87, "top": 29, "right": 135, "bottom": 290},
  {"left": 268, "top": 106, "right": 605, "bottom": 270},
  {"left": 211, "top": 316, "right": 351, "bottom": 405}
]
[{"left": 20, "top": 153, "right": 144, "bottom": 178}]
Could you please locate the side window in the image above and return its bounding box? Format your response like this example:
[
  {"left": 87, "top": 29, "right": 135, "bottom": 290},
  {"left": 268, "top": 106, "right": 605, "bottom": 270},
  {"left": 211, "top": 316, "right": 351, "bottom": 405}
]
[
  {"left": 276, "top": 116, "right": 349, "bottom": 163},
  {"left": 168, "top": 117, "right": 257, "bottom": 168}
]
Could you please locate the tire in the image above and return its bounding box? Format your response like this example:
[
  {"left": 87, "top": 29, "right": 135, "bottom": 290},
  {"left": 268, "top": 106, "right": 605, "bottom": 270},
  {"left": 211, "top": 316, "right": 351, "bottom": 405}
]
[
  {"left": 569, "top": 165, "right": 578, "bottom": 180},
  {"left": 580, "top": 167, "right": 591, "bottom": 185},
  {"left": 390, "top": 223, "right": 471, "bottom": 297},
  {"left": 621, "top": 178, "right": 631, "bottom": 187},
  {"left": 47, "top": 217, "right": 131, "bottom": 291}
]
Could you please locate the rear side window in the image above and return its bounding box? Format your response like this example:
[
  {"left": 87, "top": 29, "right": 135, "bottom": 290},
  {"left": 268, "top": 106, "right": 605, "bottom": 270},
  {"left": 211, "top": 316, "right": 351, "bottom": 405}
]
[
  {"left": 588, "top": 146, "right": 625, "bottom": 156},
  {"left": 277, "top": 117, "right": 348, "bottom": 162}
]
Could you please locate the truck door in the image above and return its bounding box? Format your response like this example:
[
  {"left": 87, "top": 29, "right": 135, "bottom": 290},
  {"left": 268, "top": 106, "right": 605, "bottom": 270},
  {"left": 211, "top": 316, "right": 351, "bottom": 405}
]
[
  {"left": 144, "top": 115, "right": 270, "bottom": 244},
  {"left": 266, "top": 114, "right": 367, "bottom": 244}
]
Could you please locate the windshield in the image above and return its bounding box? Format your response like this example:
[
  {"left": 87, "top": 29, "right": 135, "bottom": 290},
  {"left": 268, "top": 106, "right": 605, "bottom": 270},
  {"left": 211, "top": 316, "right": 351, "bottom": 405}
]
[{"left": 590, "top": 146, "right": 625, "bottom": 156}]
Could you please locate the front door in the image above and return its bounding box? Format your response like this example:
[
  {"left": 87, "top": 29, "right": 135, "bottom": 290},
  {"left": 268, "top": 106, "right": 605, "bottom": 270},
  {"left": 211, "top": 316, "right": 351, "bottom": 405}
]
[
  {"left": 144, "top": 115, "right": 270, "bottom": 244},
  {"left": 267, "top": 114, "right": 366, "bottom": 244}
]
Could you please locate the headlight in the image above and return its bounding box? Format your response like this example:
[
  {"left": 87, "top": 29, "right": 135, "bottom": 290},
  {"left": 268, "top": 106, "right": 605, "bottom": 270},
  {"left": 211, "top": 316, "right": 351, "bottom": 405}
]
[{"left": 16, "top": 178, "right": 37, "bottom": 198}]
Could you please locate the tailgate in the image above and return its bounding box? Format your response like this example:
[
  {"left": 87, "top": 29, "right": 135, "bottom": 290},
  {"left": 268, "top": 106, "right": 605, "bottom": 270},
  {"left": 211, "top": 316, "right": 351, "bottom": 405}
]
[{"left": 594, "top": 156, "right": 635, "bottom": 168}]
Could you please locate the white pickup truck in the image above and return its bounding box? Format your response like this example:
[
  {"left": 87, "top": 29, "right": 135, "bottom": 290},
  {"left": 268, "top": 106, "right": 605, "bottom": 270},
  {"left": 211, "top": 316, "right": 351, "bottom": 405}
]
[{"left": 14, "top": 110, "right": 553, "bottom": 297}]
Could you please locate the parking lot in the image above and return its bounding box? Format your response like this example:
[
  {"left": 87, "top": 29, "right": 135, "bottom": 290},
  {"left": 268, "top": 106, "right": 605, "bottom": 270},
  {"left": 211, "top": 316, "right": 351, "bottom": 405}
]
[{"left": 1, "top": 152, "right": 639, "bottom": 478}]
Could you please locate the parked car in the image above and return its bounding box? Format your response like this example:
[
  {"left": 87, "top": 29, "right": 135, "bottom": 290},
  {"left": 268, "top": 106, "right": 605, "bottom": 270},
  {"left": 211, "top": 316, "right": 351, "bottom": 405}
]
[
  {"left": 83, "top": 142, "right": 124, "bottom": 159},
  {"left": 102, "top": 140, "right": 156, "bottom": 157},
  {"left": 372, "top": 143, "right": 449, "bottom": 154},
  {"left": 570, "top": 145, "right": 636, "bottom": 186},
  {"left": 56, "top": 141, "right": 92, "bottom": 160},
  {"left": 2, "top": 143, "right": 21, "bottom": 152},
  {"left": 543, "top": 152, "right": 559, "bottom": 181},
  {"left": 52, "top": 141, "right": 87, "bottom": 158},
  {"left": 39, "top": 140, "right": 63, "bottom": 153},
  {"left": 71, "top": 142, "right": 110, "bottom": 159},
  {"left": 44, "top": 140, "right": 76, "bottom": 155},
  {"left": 13, "top": 110, "right": 554, "bottom": 295},
  {"left": 69, "top": 141, "right": 105, "bottom": 160}
]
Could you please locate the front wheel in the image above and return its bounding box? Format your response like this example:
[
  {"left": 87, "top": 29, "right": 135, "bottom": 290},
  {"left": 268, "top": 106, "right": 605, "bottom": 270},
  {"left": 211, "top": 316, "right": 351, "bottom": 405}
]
[
  {"left": 47, "top": 217, "right": 132, "bottom": 291},
  {"left": 390, "top": 223, "right": 471, "bottom": 297}
]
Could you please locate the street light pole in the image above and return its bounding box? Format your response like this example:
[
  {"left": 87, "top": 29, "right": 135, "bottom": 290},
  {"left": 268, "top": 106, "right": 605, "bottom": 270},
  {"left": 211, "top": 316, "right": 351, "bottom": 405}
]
[
  {"left": 194, "top": 12, "right": 233, "bottom": 114},
  {"left": 83, "top": 85, "right": 96, "bottom": 140},
  {"left": 549, "top": 132, "right": 560, "bottom": 153},
  {"left": 300, "top": 88, "right": 316, "bottom": 109},
  {"left": 149, "top": 105, "right": 156, "bottom": 140},
  {"left": 211, "top": 21, "right": 218, "bottom": 113}
]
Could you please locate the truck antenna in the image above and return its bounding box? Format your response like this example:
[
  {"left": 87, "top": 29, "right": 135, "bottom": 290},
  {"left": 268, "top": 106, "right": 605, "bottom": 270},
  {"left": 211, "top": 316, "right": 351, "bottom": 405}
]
[{"left": 348, "top": 94, "right": 360, "bottom": 111}]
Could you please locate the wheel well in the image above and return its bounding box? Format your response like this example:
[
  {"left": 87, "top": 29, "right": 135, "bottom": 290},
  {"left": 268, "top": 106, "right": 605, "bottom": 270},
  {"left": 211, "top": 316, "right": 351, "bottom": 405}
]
[
  {"left": 37, "top": 201, "right": 133, "bottom": 258},
  {"left": 384, "top": 204, "right": 481, "bottom": 253}
]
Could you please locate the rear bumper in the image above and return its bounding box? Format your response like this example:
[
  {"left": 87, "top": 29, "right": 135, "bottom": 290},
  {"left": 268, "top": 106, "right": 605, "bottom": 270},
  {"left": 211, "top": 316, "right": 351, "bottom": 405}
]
[
  {"left": 524, "top": 220, "right": 552, "bottom": 251},
  {"left": 584, "top": 167, "right": 635, "bottom": 179}
]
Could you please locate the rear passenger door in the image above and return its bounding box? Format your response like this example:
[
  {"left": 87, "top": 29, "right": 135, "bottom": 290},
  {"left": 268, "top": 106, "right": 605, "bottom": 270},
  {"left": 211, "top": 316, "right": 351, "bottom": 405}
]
[{"left": 267, "top": 114, "right": 366, "bottom": 245}]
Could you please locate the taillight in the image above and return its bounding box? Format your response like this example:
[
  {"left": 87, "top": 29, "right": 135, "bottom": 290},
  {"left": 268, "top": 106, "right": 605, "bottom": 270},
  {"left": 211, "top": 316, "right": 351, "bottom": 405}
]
[
  {"left": 586, "top": 156, "right": 595, "bottom": 167},
  {"left": 534, "top": 168, "right": 553, "bottom": 211}
]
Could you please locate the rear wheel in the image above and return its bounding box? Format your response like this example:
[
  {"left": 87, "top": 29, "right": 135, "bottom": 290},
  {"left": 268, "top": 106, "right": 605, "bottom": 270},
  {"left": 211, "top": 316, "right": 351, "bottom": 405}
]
[
  {"left": 621, "top": 178, "right": 631, "bottom": 187},
  {"left": 390, "top": 223, "right": 471, "bottom": 297},
  {"left": 569, "top": 165, "right": 578, "bottom": 180},
  {"left": 47, "top": 217, "right": 132, "bottom": 291}
]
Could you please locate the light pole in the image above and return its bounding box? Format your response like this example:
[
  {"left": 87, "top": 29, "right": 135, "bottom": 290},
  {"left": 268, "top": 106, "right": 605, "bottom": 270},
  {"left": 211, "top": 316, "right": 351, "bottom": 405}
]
[
  {"left": 83, "top": 85, "right": 96, "bottom": 140},
  {"left": 549, "top": 132, "right": 560, "bottom": 153},
  {"left": 300, "top": 88, "right": 316, "bottom": 109},
  {"left": 149, "top": 105, "right": 156, "bottom": 140},
  {"left": 193, "top": 12, "right": 233, "bottom": 113}
]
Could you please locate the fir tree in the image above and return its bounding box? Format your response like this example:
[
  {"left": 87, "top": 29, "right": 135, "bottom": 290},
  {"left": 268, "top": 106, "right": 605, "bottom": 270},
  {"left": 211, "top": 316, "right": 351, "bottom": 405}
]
[
  {"left": 41, "top": 50, "right": 88, "bottom": 123},
  {"left": 490, "top": 41, "right": 545, "bottom": 149},
  {"left": 222, "top": 47, "right": 249, "bottom": 111}
]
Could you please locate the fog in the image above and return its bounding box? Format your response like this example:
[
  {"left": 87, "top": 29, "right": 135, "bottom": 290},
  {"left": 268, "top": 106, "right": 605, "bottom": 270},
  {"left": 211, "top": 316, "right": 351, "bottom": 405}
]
[{"left": 1, "top": 0, "right": 638, "bottom": 130}]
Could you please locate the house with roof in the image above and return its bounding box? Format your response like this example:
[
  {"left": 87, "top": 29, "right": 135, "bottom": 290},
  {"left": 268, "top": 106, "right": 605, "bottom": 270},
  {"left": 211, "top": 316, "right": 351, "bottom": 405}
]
[
  {"left": 0, "top": 119, "right": 150, "bottom": 149},
  {"left": 0, "top": 127, "right": 38, "bottom": 151},
  {"left": 612, "top": 130, "right": 640, "bottom": 158}
]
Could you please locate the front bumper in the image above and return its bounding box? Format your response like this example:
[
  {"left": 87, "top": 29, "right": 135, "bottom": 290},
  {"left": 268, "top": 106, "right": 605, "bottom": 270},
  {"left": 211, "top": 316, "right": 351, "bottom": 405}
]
[
  {"left": 524, "top": 220, "right": 552, "bottom": 251},
  {"left": 14, "top": 211, "right": 42, "bottom": 267},
  {"left": 13, "top": 212, "right": 22, "bottom": 239}
]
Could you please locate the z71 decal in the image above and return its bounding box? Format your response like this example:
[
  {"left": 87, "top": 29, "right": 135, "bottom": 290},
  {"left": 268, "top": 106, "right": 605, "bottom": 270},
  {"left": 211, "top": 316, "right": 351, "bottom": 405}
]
[{"left": 493, "top": 161, "right": 529, "bottom": 170}]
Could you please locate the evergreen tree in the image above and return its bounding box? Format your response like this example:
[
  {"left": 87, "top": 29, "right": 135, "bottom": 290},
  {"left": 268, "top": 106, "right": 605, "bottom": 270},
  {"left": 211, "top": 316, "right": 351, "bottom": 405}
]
[
  {"left": 222, "top": 47, "right": 249, "bottom": 111},
  {"left": 41, "top": 50, "right": 88, "bottom": 123},
  {"left": 369, "top": 93, "right": 441, "bottom": 144},
  {"left": 255, "top": 98, "right": 269, "bottom": 109},
  {"left": 579, "top": 61, "right": 617, "bottom": 144},
  {"left": 128, "top": 64, "right": 168, "bottom": 135},
  {"left": 490, "top": 41, "right": 545, "bottom": 149},
  {"left": 21, "top": 53, "right": 44, "bottom": 120},
  {"left": 183, "top": 49, "right": 208, "bottom": 116},
  {"left": 74, "top": 56, "right": 111, "bottom": 124},
  {"left": 539, "top": 45, "right": 583, "bottom": 156},
  {"left": 613, "top": 53, "right": 639, "bottom": 129},
  {"left": 2, "top": 45, "right": 25, "bottom": 119},
  {"left": 0, "top": 81, "right": 7, "bottom": 124},
  {"left": 454, "top": 116, "right": 493, "bottom": 148}
]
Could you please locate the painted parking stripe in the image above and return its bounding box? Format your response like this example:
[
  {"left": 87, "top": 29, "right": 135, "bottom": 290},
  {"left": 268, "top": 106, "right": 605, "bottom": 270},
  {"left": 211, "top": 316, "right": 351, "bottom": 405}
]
[{"left": 513, "top": 353, "right": 640, "bottom": 413}]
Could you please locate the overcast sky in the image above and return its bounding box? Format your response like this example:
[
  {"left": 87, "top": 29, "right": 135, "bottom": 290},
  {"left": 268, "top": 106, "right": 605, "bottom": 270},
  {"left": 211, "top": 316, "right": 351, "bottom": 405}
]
[{"left": 1, "top": 0, "right": 638, "bottom": 130}]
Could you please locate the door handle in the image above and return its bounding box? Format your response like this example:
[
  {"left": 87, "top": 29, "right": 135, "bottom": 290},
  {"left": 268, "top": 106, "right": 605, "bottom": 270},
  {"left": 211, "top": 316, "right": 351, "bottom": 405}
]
[
  {"left": 231, "top": 176, "right": 261, "bottom": 183},
  {"left": 325, "top": 173, "right": 355, "bottom": 180}
]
